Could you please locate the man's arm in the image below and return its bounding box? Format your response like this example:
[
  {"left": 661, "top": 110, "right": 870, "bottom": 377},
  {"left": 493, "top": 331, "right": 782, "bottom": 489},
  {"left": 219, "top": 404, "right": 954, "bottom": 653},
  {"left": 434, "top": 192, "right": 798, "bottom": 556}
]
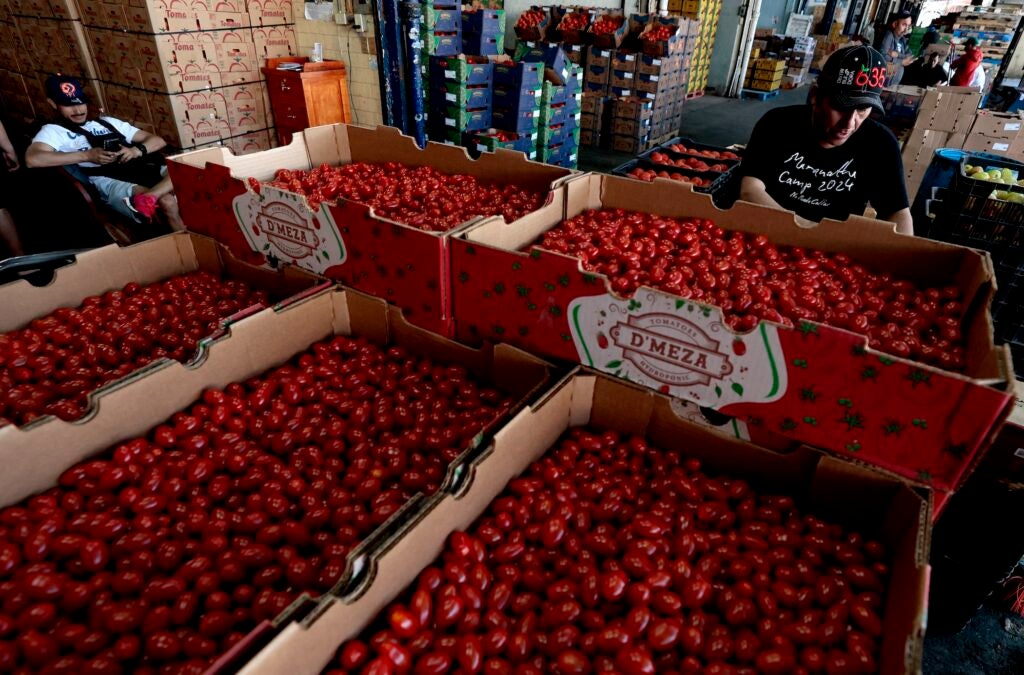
[
  {"left": 109, "top": 130, "right": 168, "bottom": 164},
  {"left": 879, "top": 207, "right": 913, "bottom": 235},
  {"left": 25, "top": 141, "right": 118, "bottom": 169},
  {"left": 0, "top": 121, "right": 18, "bottom": 171},
  {"left": 740, "top": 176, "right": 816, "bottom": 227}
]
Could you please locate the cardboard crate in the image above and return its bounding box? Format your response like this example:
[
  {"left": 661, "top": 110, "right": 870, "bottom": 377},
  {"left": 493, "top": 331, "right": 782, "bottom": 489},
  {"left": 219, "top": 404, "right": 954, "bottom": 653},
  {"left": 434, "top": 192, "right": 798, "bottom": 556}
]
[
  {"left": 229, "top": 371, "right": 929, "bottom": 675},
  {"left": 247, "top": 0, "right": 292, "bottom": 26},
  {"left": 251, "top": 24, "right": 298, "bottom": 60},
  {"left": 450, "top": 173, "right": 1015, "bottom": 495},
  {"left": 492, "top": 105, "right": 541, "bottom": 133},
  {"left": 611, "top": 132, "right": 650, "bottom": 153},
  {"left": 583, "top": 63, "right": 611, "bottom": 85},
  {"left": 588, "top": 10, "right": 627, "bottom": 48},
  {"left": 491, "top": 84, "right": 541, "bottom": 115},
  {"left": 423, "top": 5, "right": 461, "bottom": 31},
  {"left": 0, "top": 285, "right": 552, "bottom": 674},
  {"left": 586, "top": 45, "right": 614, "bottom": 70},
  {"left": 430, "top": 80, "right": 492, "bottom": 110},
  {"left": 463, "top": 30, "right": 502, "bottom": 56},
  {"left": 916, "top": 86, "right": 984, "bottom": 134},
  {"left": 493, "top": 60, "right": 542, "bottom": 90},
  {"left": 423, "top": 30, "right": 462, "bottom": 56},
  {"left": 580, "top": 127, "right": 601, "bottom": 147},
  {"left": 430, "top": 54, "right": 494, "bottom": 87},
  {"left": 167, "top": 124, "right": 577, "bottom": 337},
  {"left": 461, "top": 8, "right": 502, "bottom": 34},
  {"left": 0, "top": 232, "right": 324, "bottom": 457},
  {"left": 609, "top": 68, "right": 636, "bottom": 89}
]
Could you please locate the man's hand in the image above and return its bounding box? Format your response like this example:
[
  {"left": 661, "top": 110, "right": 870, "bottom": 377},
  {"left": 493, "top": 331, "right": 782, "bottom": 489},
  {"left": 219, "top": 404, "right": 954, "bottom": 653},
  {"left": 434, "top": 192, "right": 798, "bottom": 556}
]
[
  {"left": 902, "top": 55, "right": 916, "bottom": 66},
  {"left": 114, "top": 145, "right": 143, "bottom": 163},
  {"left": 85, "top": 147, "right": 120, "bottom": 164},
  {"left": 2, "top": 149, "right": 17, "bottom": 172}
]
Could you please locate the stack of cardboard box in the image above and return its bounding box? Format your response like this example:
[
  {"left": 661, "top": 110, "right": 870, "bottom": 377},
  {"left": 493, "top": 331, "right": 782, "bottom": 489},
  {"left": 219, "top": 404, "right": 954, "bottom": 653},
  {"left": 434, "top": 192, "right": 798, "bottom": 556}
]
[
  {"left": 0, "top": 0, "right": 101, "bottom": 122},
  {"left": 610, "top": 97, "right": 653, "bottom": 153},
  {"left": 963, "top": 110, "right": 1024, "bottom": 159},
  {"left": 580, "top": 92, "right": 608, "bottom": 147},
  {"left": 744, "top": 58, "right": 784, "bottom": 92},
  {"left": 537, "top": 71, "right": 581, "bottom": 168},
  {"left": 901, "top": 85, "right": 983, "bottom": 200},
  {"left": 462, "top": 8, "right": 503, "bottom": 57},
  {"left": 422, "top": 2, "right": 462, "bottom": 56},
  {"left": 428, "top": 54, "right": 493, "bottom": 145},
  {"left": 678, "top": 0, "right": 720, "bottom": 96},
  {"left": 491, "top": 60, "right": 543, "bottom": 140},
  {"left": 783, "top": 36, "right": 816, "bottom": 89},
  {"left": 80, "top": 0, "right": 297, "bottom": 153}
]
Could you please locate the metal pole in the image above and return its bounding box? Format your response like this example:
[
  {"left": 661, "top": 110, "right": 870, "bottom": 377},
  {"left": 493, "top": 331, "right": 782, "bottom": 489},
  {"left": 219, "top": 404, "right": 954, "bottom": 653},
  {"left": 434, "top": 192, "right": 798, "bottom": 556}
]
[
  {"left": 402, "top": 2, "right": 426, "bottom": 146},
  {"left": 372, "top": 0, "right": 408, "bottom": 130}
]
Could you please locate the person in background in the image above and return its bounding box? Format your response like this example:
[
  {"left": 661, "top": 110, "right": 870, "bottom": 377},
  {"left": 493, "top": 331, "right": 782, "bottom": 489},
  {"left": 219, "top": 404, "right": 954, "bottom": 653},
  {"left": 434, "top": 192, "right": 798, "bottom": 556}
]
[
  {"left": 951, "top": 38, "right": 984, "bottom": 88},
  {"left": 24, "top": 75, "right": 183, "bottom": 232},
  {"left": 0, "top": 119, "right": 21, "bottom": 258},
  {"left": 902, "top": 51, "right": 949, "bottom": 87},
  {"left": 920, "top": 25, "right": 940, "bottom": 53},
  {"left": 877, "top": 11, "right": 916, "bottom": 86},
  {"left": 739, "top": 45, "right": 913, "bottom": 235}
]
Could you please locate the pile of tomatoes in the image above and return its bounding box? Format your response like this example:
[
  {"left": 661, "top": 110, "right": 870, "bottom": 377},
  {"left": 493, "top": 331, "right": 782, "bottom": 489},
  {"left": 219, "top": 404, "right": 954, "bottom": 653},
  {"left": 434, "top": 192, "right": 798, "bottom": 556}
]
[
  {"left": 627, "top": 167, "right": 715, "bottom": 188},
  {"left": 264, "top": 163, "right": 547, "bottom": 233},
  {"left": 0, "top": 273, "right": 267, "bottom": 428},
  {"left": 515, "top": 9, "right": 546, "bottom": 29},
  {"left": 667, "top": 143, "right": 740, "bottom": 161},
  {"left": 592, "top": 14, "right": 624, "bottom": 35},
  {"left": 537, "top": 209, "right": 966, "bottom": 369},
  {"left": 643, "top": 24, "right": 676, "bottom": 42},
  {"left": 0, "top": 335, "right": 513, "bottom": 673},
  {"left": 648, "top": 152, "right": 730, "bottom": 173},
  {"left": 324, "top": 427, "right": 890, "bottom": 675},
  {"left": 559, "top": 11, "right": 589, "bottom": 31}
]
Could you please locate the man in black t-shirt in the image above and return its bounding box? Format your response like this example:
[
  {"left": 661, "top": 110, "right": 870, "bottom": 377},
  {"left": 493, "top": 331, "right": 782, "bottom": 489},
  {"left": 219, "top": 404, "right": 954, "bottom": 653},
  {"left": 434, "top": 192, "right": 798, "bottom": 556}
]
[{"left": 740, "top": 45, "right": 913, "bottom": 235}]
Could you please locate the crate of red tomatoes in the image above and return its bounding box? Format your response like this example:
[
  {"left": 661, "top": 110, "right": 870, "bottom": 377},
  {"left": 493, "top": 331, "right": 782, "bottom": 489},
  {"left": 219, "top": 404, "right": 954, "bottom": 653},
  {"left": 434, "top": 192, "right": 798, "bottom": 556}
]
[
  {"left": 450, "top": 172, "right": 1016, "bottom": 501},
  {"left": 167, "top": 123, "right": 579, "bottom": 338},
  {"left": 0, "top": 232, "right": 326, "bottom": 464},
  {"left": 224, "top": 371, "right": 930, "bottom": 675},
  {"left": 0, "top": 285, "right": 553, "bottom": 674},
  {"left": 613, "top": 158, "right": 726, "bottom": 193}
]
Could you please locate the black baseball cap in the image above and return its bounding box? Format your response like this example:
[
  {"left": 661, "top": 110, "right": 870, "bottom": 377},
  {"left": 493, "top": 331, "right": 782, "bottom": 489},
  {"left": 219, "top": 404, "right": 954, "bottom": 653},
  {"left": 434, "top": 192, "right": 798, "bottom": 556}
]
[
  {"left": 891, "top": 10, "right": 913, "bottom": 22},
  {"left": 817, "top": 45, "right": 887, "bottom": 115},
  {"left": 44, "top": 75, "right": 89, "bottom": 106}
]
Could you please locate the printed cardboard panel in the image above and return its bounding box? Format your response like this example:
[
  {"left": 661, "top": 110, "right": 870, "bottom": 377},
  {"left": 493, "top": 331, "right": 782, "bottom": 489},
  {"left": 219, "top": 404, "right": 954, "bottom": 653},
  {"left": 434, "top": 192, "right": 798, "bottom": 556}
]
[
  {"left": 167, "top": 124, "right": 578, "bottom": 337},
  {"left": 246, "top": 0, "right": 292, "bottom": 26},
  {"left": 251, "top": 24, "right": 298, "bottom": 60},
  {"left": 452, "top": 172, "right": 1015, "bottom": 494},
  {"left": 969, "top": 111, "right": 1024, "bottom": 141},
  {"left": 234, "top": 372, "right": 929, "bottom": 675}
]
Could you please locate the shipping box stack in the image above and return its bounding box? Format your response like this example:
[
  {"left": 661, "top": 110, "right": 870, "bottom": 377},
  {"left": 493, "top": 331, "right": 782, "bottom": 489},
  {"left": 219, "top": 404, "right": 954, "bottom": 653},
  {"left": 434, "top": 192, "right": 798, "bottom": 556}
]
[
  {"left": 0, "top": 0, "right": 102, "bottom": 123},
  {"left": 680, "top": 0, "right": 721, "bottom": 96},
  {"left": 964, "top": 110, "right": 1024, "bottom": 160},
  {"left": 461, "top": 8, "right": 503, "bottom": 56},
  {"left": 783, "top": 35, "right": 816, "bottom": 88},
  {"left": 427, "top": 54, "right": 493, "bottom": 145},
  {"left": 744, "top": 57, "right": 785, "bottom": 92},
  {"left": 75, "top": 0, "right": 297, "bottom": 153},
  {"left": 579, "top": 91, "right": 609, "bottom": 147},
  {"left": 953, "top": 6, "right": 1022, "bottom": 76},
  {"left": 422, "top": 2, "right": 462, "bottom": 57},
  {"left": 583, "top": 45, "right": 614, "bottom": 95},
  {"left": 901, "top": 85, "right": 983, "bottom": 200},
  {"left": 610, "top": 96, "right": 653, "bottom": 153},
  {"left": 812, "top": 21, "right": 848, "bottom": 70},
  {"left": 637, "top": 17, "right": 695, "bottom": 141},
  {"left": 537, "top": 66, "right": 582, "bottom": 168},
  {"left": 491, "top": 60, "right": 543, "bottom": 138}
]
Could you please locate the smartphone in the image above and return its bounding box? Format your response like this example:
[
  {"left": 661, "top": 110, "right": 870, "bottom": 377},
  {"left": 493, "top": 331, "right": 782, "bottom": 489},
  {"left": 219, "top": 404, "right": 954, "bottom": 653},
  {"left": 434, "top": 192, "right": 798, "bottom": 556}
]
[{"left": 102, "top": 138, "right": 123, "bottom": 152}]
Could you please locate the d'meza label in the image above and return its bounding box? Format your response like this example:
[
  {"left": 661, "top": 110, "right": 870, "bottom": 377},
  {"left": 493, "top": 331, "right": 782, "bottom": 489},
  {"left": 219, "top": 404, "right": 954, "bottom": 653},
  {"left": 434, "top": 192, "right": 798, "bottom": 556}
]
[
  {"left": 569, "top": 292, "right": 788, "bottom": 407},
  {"left": 232, "top": 187, "right": 346, "bottom": 272}
]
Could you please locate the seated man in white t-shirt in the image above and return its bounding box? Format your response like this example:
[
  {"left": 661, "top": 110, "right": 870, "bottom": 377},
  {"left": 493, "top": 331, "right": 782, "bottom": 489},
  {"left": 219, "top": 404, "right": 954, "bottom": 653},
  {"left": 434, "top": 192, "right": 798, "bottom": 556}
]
[{"left": 25, "top": 75, "right": 183, "bottom": 231}]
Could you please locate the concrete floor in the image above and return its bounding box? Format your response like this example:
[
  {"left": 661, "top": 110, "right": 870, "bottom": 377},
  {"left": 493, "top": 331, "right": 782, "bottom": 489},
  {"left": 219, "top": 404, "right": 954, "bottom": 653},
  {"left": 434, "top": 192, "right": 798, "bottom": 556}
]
[{"left": 579, "top": 86, "right": 1024, "bottom": 675}]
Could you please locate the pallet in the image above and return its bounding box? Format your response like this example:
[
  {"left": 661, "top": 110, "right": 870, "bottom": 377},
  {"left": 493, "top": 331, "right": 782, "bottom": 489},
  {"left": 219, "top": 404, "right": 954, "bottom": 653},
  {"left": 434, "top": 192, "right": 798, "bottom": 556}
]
[
  {"left": 741, "top": 88, "right": 780, "bottom": 100},
  {"left": 686, "top": 89, "right": 704, "bottom": 99}
]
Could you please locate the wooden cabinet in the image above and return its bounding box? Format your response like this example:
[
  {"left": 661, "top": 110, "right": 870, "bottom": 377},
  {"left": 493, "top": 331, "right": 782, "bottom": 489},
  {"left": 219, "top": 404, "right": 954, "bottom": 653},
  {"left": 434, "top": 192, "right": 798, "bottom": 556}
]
[{"left": 262, "top": 57, "right": 353, "bottom": 146}]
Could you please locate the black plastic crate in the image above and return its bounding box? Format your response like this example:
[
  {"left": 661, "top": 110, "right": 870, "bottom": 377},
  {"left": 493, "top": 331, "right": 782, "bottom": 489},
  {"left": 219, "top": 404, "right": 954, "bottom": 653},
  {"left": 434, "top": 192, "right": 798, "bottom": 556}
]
[
  {"left": 612, "top": 158, "right": 727, "bottom": 194},
  {"left": 653, "top": 136, "right": 744, "bottom": 161},
  {"left": 638, "top": 146, "right": 738, "bottom": 173},
  {"left": 951, "top": 155, "right": 1024, "bottom": 200}
]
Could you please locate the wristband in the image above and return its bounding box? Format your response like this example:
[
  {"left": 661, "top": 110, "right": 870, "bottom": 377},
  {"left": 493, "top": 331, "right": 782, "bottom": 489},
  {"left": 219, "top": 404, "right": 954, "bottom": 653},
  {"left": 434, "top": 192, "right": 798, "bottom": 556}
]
[{"left": 132, "top": 141, "right": 148, "bottom": 156}]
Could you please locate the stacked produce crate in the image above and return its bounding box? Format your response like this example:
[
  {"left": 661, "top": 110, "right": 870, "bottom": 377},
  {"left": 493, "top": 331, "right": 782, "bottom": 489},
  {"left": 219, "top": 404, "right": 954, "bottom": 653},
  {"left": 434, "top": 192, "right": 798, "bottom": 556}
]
[
  {"left": 744, "top": 57, "right": 784, "bottom": 93},
  {"left": 491, "top": 60, "right": 542, "bottom": 143},
  {"left": 579, "top": 91, "right": 608, "bottom": 147},
  {"left": 462, "top": 8, "right": 503, "bottom": 56},
  {"left": 953, "top": 6, "right": 1022, "bottom": 68},
  {"left": 783, "top": 36, "right": 816, "bottom": 88},
  {"left": 422, "top": 2, "right": 462, "bottom": 57},
  {"left": 0, "top": 0, "right": 102, "bottom": 122},
  {"left": 79, "top": 0, "right": 296, "bottom": 153},
  {"left": 609, "top": 96, "right": 653, "bottom": 153},
  {"left": 537, "top": 69, "right": 581, "bottom": 168},
  {"left": 427, "top": 54, "right": 493, "bottom": 145},
  {"left": 679, "top": 0, "right": 721, "bottom": 96},
  {"left": 901, "top": 85, "right": 983, "bottom": 199},
  {"left": 637, "top": 18, "right": 694, "bottom": 142}
]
